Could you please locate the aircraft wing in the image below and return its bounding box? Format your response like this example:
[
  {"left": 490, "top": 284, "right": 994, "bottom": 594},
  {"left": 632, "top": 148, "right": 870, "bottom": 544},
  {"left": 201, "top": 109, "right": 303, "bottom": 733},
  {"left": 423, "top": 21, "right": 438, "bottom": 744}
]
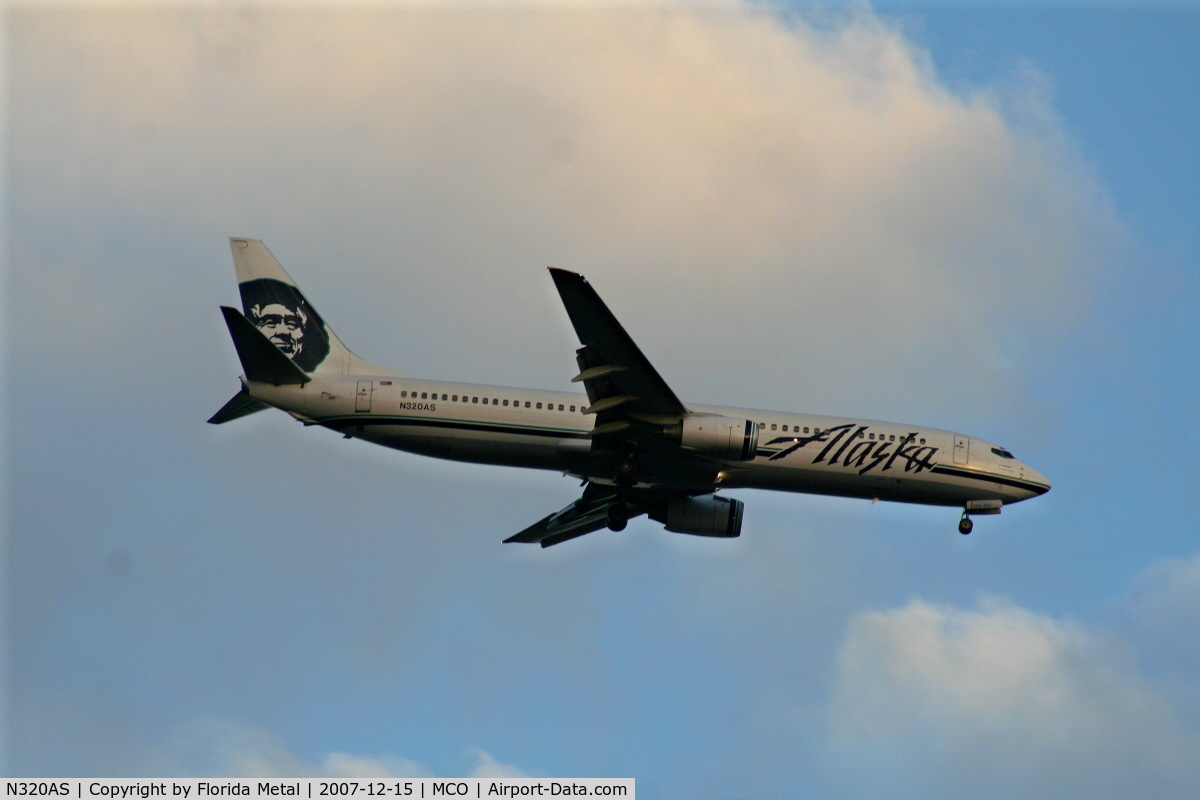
[
  {"left": 505, "top": 482, "right": 646, "bottom": 547},
  {"left": 549, "top": 269, "right": 687, "bottom": 441},
  {"left": 506, "top": 271, "right": 723, "bottom": 547}
]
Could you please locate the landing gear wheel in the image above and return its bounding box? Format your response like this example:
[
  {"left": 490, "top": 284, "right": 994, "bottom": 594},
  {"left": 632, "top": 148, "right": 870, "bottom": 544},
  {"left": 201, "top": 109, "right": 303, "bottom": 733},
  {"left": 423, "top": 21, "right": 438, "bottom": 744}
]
[
  {"left": 606, "top": 503, "right": 629, "bottom": 532},
  {"left": 958, "top": 516, "right": 973, "bottom": 535}
]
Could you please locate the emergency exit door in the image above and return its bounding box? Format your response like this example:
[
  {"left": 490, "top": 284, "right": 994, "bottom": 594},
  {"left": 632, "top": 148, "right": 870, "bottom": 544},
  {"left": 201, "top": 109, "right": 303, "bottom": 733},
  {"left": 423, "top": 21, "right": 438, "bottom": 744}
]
[
  {"left": 355, "top": 380, "right": 373, "bottom": 412},
  {"left": 953, "top": 434, "right": 969, "bottom": 465}
]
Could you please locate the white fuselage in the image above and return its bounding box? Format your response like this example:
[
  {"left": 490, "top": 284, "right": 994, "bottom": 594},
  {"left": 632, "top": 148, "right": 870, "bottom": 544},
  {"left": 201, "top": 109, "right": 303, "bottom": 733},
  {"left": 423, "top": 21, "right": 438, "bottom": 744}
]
[{"left": 249, "top": 373, "right": 1051, "bottom": 509}]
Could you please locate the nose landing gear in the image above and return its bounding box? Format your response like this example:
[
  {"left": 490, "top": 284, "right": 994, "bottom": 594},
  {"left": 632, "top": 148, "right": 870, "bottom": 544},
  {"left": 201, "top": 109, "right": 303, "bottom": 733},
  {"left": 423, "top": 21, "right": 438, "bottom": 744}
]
[{"left": 959, "top": 499, "right": 1002, "bottom": 534}]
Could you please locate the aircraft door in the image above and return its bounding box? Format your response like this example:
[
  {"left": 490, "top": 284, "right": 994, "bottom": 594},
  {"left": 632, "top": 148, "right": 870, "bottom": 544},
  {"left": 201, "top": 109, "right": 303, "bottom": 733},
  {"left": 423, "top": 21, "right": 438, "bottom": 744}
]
[
  {"left": 953, "top": 434, "right": 969, "bottom": 465},
  {"left": 355, "top": 380, "right": 373, "bottom": 413}
]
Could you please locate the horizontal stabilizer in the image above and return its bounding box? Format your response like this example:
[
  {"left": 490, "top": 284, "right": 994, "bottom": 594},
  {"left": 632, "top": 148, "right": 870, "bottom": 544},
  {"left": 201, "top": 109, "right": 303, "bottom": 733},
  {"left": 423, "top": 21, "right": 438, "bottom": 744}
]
[
  {"left": 505, "top": 483, "right": 645, "bottom": 547},
  {"left": 207, "top": 385, "right": 269, "bottom": 424},
  {"left": 505, "top": 503, "right": 611, "bottom": 547},
  {"left": 220, "top": 306, "right": 310, "bottom": 385}
]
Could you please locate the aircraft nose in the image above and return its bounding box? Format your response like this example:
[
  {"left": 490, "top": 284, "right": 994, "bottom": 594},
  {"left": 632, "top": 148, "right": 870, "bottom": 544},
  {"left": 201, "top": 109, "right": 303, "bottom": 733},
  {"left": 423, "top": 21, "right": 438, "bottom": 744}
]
[{"left": 1026, "top": 466, "right": 1051, "bottom": 495}]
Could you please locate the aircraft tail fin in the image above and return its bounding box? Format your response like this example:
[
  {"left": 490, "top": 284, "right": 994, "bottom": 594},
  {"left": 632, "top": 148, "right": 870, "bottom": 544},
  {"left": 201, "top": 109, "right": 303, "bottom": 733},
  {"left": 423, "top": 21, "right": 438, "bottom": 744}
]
[
  {"left": 220, "top": 305, "right": 311, "bottom": 385},
  {"left": 229, "top": 238, "right": 399, "bottom": 376}
]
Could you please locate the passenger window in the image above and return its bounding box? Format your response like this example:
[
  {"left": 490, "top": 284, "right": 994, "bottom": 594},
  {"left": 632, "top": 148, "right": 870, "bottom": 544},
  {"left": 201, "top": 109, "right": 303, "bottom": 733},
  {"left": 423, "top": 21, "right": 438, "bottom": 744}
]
[
  {"left": 503, "top": 399, "right": 509, "bottom": 406},
  {"left": 570, "top": 406, "right": 576, "bottom": 412},
  {"left": 889, "top": 435, "right": 895, "bottom": 441},
  {"left": 401, "top": 391, "right": 408, "bottom": 398},
  {"left": 421, "top": 392, "right": 427, "bottom": 399},
  {"left": 537, "top": 402, "right": 543, "bottom": 409},
  {"left": 525, "top": 401, "right": 531, "bottom": 408},
  {"left": 442, "top": 394, "right": 447, "bottom": 401},
  {"left": 472, "top": 397, "right": 478, "bottom": 403},
  {"left": 804, "top": 427, "right": 809, "bottom": 434},
  {"left": 771, "top": 424, "right": 777, "bottom": 431},
  {"left": 558, "top": 404, "right": 564, "bottom": 411},
  {"left": 920, "top": 438, "right": 926, "bottom": 445},
  {"left": 869, "top": 433, "right": 875, "bottom": 440}
]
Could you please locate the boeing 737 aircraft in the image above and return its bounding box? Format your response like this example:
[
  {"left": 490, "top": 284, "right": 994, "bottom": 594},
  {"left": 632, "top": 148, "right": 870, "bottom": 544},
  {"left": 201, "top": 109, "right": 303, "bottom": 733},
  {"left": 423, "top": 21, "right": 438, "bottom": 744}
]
[{"left": 211, "top": 238, "right": 1050, "bottom": 546}]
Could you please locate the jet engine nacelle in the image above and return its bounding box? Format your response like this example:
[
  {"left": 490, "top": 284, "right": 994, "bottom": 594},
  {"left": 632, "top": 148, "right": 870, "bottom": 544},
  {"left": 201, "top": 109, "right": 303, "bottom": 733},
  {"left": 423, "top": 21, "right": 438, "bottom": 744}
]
[
  {"left": 664, "top": 495, "right": 744, "bottom": 538},
  {"left": 669, "top": 415, "right": 759, "bottom": 461}
]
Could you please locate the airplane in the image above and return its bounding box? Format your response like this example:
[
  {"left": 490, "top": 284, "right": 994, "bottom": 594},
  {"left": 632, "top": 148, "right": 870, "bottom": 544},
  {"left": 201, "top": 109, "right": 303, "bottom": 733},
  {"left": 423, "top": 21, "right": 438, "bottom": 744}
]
[{"left": 210, "top": 238, "right": 1050, "bottom": 546}]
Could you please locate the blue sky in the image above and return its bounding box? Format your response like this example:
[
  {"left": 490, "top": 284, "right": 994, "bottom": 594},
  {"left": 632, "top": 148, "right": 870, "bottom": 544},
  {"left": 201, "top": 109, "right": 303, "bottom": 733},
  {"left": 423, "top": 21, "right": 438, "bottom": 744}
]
[{"left": 5, "top": 2, "right": 1199, "bottom": 798}]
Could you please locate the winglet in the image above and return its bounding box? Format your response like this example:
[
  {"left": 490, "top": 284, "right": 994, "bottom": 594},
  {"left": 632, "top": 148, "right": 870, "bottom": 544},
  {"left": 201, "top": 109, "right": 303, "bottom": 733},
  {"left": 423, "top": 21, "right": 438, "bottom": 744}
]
[{"left": 220, "top": 305, "right": 310, "bottom": 385}]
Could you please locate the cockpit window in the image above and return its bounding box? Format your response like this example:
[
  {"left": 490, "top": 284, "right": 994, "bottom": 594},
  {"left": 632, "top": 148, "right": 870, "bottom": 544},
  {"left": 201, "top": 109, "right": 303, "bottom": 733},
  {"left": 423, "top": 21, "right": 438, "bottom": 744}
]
[{"left": 991, "top": 447, "right": 1015, "bottom": 459}]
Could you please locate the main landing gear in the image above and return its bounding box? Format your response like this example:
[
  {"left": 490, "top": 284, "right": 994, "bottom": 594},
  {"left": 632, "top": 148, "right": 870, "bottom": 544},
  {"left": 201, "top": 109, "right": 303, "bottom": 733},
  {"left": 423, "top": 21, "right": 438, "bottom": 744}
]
[
  {"left": 614, "top": 457, "right": 639, "bottom": 483},
  {"left": 607, "top": 454, "right": 638, "bottom": 531},
  {"left": 606, "top": 502, "right": 629, "bottom": 532}
]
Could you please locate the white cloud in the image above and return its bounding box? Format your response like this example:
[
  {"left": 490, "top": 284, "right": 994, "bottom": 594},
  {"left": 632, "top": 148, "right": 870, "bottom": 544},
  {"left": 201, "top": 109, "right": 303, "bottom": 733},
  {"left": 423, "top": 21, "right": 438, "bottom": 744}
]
[
  {"left": 11, "top": 3, "right": 1119, "bottom": 422},
  {"left": 826, "top": 594, "right": 1200, "bottom": 800},
  {"left": 144, "top": 717, "right": 526, "bottom": 779},
  {"left": 463, "top": 749, "right": 532, "bottom": 780},
  {"left": 1127, "top": 552, "right": 1200, "bottom": 634},
  {"left": 7, "top": 3, "right": 1124, "bottom": 783},
  {"left": 1120, "top": 553, "right": 1200, "bottom": 714}
]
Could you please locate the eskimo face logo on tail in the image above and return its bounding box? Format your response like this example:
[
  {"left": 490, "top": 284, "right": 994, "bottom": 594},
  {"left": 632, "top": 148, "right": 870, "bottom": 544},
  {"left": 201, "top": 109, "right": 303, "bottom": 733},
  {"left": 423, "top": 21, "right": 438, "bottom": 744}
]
[{"left": 239, "top": 278, "right": 331, "bottom": 371}]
